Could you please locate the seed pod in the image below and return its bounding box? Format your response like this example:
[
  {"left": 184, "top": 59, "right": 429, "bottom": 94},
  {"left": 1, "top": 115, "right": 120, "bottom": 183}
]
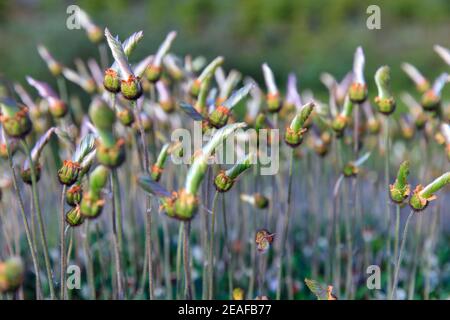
[
  {"left": 374, "top": 66, "right": 396, "bottom": 115},
  {"left": 214, "top": 153, "right": 253, "bottom": 192},
  {"left": 172, "top": 123, "right": 246, "bottom": 220},
  {"left": 80, "top": 191, "right": 105, "bottom": 219},
  {"left": 255, "top": 229, "right": 274, "bottom": 253},
  {"left": 349, "top": 47, "right": 368, "bottom": 103},
  {"left": 362, "top": 101, "right": 380, "bottom": 135},
  {"left": 233, "top": 288, "right": 244, "bottom": 300},
  {"left": 342, "top": 152, "right": 371, "bottom": 178},
  {"left": 190, "top": 56, "right": 224, "bottom": 97},
  {"left": 331, "top": 96, "right": 353, "bottom": 135},
  {"left": 26, "top": 76, "right": 67, "bottom": 118},
  {"left": 58, "top": 160, "right": 82, "bottom": 185},
  {"left": 20, "top": 164, "right": 41, "bottom": 185},
  {"left": 401, "top": 62, "right": 430, "bottom": 93},
  {"left": 163, "top": 54, "right": 185, "bottom": 81},
  {"left": 146, "top": 31, "right": 177, "bottom": 82},
  {"left": 151, "top": 143, "right": 170, "bottom": 182},
  {"left": 66, "top": 205, "right": 85, "bottom": 227},
  {"left": 116, "top": 107, "right": 135, "bottom": 127},
  {"left": 66, "top": 184, "right": 82, "bottom": 206},
  {"left": 0, "top": 257, "right": 24, "bottom": 293},
  {"left": 421, "top": 73, "right": 448, "bottom": 111},
  {"left": 89, "top": 165, "right": 110, "bottom": 194},
  {"left": 209, "top": 83, "right": 253, "bottom": 128},
  {"left": 96, "top": 138, "right": 126, "bottom": 168},
  {"left": 77, "top": 8, "right": 102, "bottom": 44},
  {"left": 120, "top": 75, "right": 142, "bottom": 101},
  {"left": 285, "top": 102, "right": 315, "bottom": 147},
  {"left": 389, "top": 161, "right": 410, "bottom": 204},
  {"left": 254, "top": 193, "right": 269, "bottom": 209},
  {"left": 37, "top": 44, "right": 63, "bottom": 77},
  {"left": 0, "top": 98, "right": 32, "bottom": 138},
  {"left": 156, "top": 81, "right": 175, "bottom": 113},
  {"left": 103, "top": 68, "right": 121, "bottom": 93},
  {"left": 409, "top": 172, "right": 450, "bottom": 211},
  {"left": 262, "top": 63, "right": 282, "bottom": 113}
]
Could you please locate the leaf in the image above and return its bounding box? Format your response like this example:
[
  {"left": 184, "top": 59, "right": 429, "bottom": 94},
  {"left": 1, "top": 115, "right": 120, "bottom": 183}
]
[
  {"left": 23, "top": 127, "right": 56, "bottom": 169},
  {"left": 138, "top": 175, "right": 171, "bottom": 198},
  {"left": 104, "top": 28, "right": 134, "bottom": 79},
  {"left": 133, "top": 55, "right": 153, "bottom": 78},
  {"left": 179, "top": 102, "right": 205, "bottom": 121},
  {"left": 72, "top": 133, "right": 96, "bottom": 163},
  {"left": 354, "top": 152, "right": 371, "bottom": 167},
  {"left": 223, "top": 82, "right": 253, "bottom": 110},
  {"left": 26, "top": 76, "right": 58, "bottom": 99},
  {"left": 434, "top": 44, "right": 450, "bottom": 66}
]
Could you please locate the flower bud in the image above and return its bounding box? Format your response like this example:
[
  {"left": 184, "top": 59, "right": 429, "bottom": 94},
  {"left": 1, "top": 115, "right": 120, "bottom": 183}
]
[
  {"left": 189, "top": 79, "right": 201, "bottom": 97},
  {"left": 367, "top": 117, "right": 381, "bottom": 134},
  {"left": 120, "top": 75, "right": 143, "bottom": 100},
  {"left": 103, "top": 68, "right": 121, "bottom": 93},
  {"left": 421, "top": 89, "right": 440, "bottom": 111},
  {"left": 214, "top": 171, "right": 234, "bottom": 192},
  {"left": 285, "top": 102, "right": 314, "bottom": 147},
  {"left": 96, "top": 138, "right": 126, "bottom": 168},
  {"left": 233, "top": 288, "right": 244, "bottom": 300},
  {"left": 66, "top": 205, "right": 85, "bottom": 227},
  {"left": 20, "top": 164, "right": 41, "bottom": 185},
  {"left": 208, "top": 105, "right": 230, "bottom": 129},
  {"left": 80, "top": 191, "right": 105, "bottom": 219},
  {"left": 0, "top": 257, "right": 24, "bottom": 293},
  {"left": 66, "top": 184, "right": 82, "bottom": 206},
  {"left": 89, "top": 97, "right": 116, "bottom": 131},
  {"left": 89, "top": 165, "right": 110, "bottom": 194},
  {"left": 48, "top": 98, "right": 67, "bottom": 118},
  {"left": 0, "top": 99, "right": 32, "bottom": 138},
  {"left": 266, "top": 93, "right": 282, "bottom": 113},
  {"left": 146, "top": 64, "right": 162, "bottom": 83},
  {"left": 374, "top": 66, "right": 396, "bottom": 115},
  {"left": 409, "top": 172, "right": 450, "bottom": 211},
  {"left": 331, "top": 115, "right": 348, "bottom": 135},
  {"left": 343, "top": 162, "right": 358, "bottom": 178},
  {"left": 349, "top": 83, "right": 368, "bottom": 103},
  {"left": 58, "top": 160, "right": 81, "bottom": 185},
  {"left": 173, "top": 189, "right": 198, "bottom": 220},
  {"left": 255, "top": 229, "right": 274, "bottom": 253},
  {"left": 389, "top": 161, "right": 410, "bottom": 204},
  {"left": 349, "top": 47, "right": 368, "bottom": 103},
  {"left": 116, "top": 108, "right": 135, "bottom": 127},
  {"left": 254, "top": 193, "right": 269, "bottom": 209}
]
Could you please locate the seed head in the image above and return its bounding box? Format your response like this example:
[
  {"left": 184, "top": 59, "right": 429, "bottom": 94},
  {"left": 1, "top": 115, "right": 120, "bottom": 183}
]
[
  {"left": 389, "top": 161, "right": 410, "bottom": 204},
  {"left": 66, "top": 184, "right": 82, "bottom": 206},
  {"left": 58, "top": 160, "right": 82, "bottom": 186},
  {"left": 65, "top": 206, "right": 85, "bottom": 227}
]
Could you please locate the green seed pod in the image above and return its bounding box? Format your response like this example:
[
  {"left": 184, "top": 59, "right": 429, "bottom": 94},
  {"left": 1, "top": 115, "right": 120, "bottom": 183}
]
[
  {"left": 48, "top": 98, "right": 67, "bottom": 118},
  {"left": 421, "top": 89, "right": 440, "bottom": 111},
  {"left": 254, "top": 193, "right": 269, "bottom": 209},
  {"left": 121, "top": 76, "right": 143, "bottom": 101},
  {"left": 409, "top": 172, "right": 450, "bottom": 211},
  {"left": 0, "top": 257, "right": 24, "bottom": 293},
  {"left": 173, "top": 190, "right": 198, "bottom": 221},
  {"left": 89, "top": 165, "right": 110, "bottom": 194},
  {"left": 96, "top": 138, "right": 126, "bottom": 168},
  {"left": 262, "top": 63, "right": 282, "bottom": 113},
  {"left": 266, "top": 93, "right": 282, "bottom": 113},
  {"left": 58, "top": 160, "right": 81, "bottom": 185},
  {"left": 349, "top": 47, "right": 368, "bottom": 103},
  {"left": 66, "top": 206, "right": 85, "bottom": 227},
  {"left": 103, "top": 68, "right": 121, "bottom": 93},
  {"left": 343, "top": 162, "right": 358, "bottom": 178},
  {"left": 214, "top": 153, "right": 253, "bottom": 192},
  {"left": 20, "top": 164, "right": 41, "bottom": 185},
  {"left": 208, "top": 106, "right": 230, "bottom": 129},
  {"left": 285, "top": 102, "right": 315, "bottom": 147},
  {"left": 89, "top": 97, "right": 116, "bottom": 132},
  {"left": 116, "top": 107, "right": 135, "bottom": 127},
  {"left": 389, "top": 161, "right": 410, "bottom": 204},
  {"left": 374, "top": 66, "right": 396, "bottom": 115},
  {"left": 146, "top": 65, "right": 162, "bottom": 83},
  {"left": 80, "top": 191, "right": 105, "bottom": 219},
  {"left": 66, "top": 184, "right": 82, "bottom": 206},
  {"left": 0, "top": 98, "right": 32, "bottom": 138},
  {"left": 190, "top": 56, "right": 224, "bottom": 98}
]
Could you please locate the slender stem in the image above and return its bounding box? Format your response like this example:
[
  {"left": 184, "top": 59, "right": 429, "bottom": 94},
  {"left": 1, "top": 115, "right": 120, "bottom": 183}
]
[
  {"left": 391, "top": 210, "right": 414, "bottom": 300},
  {"left": 384, "top": 117, "right": 392, "bottom": 298},
  {"left": 208, "top": 191, "right": 219, "bottom": 299},
  {"left": 21, "top": 140, "right": 56, "bottom": 299},
  {"left": 110, "top": 172, "right": 123, "bottom": 299},
  {"left": 175, "top": 223, "right": 183, "bottom": 299},
  {"left": 276, "top": 148, "right": 294, "bottom": 300},
  {"left": 183, "top": 221, "right": 193, "bottom": 299},
  {"left": 221, "top": 195, "right": 233, "bottom": 299},
  {"left": 83, "top": 221, "right": 96, "bottom": 299},
  {"left": 112, "top": 170, "right": 124, "bottom": 268},
  {"left": 6, "top": 141, "right": 43, "bottom": 299},
  {"left": 392, "top": 204, "right": 401, "bottom": 299},
  {"left": 60, "top": 185, "right": 67, "bottom": 300}
]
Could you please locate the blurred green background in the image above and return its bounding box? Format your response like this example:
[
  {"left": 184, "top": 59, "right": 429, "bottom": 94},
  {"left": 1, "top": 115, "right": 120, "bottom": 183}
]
[{"left": 1, "top": 0, "right": 450, "bottom": 94}]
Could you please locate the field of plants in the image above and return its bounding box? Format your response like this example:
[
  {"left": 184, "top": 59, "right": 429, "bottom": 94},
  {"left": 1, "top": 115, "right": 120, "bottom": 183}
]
[{"left": 0, "top": 7, "right": 449, "bottom": 300}]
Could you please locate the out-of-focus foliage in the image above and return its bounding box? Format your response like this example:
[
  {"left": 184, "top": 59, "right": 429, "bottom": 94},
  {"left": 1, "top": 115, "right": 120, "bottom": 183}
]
[{"left": 1, "top": 0, "right": 450, "bottom": 93}]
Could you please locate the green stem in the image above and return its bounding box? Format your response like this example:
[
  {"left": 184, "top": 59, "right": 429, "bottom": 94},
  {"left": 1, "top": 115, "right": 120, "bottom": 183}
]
[
  {"left": 391, "top": 210, "right": 414, "bottom": 300},
  {"left": 183, "top": 221, "right": 193, "bottom": 299},
  {"left": 208, "top": 191, "right": 219, "bottom": 299},
  {"left": 21, "top": 140, "right": 56, "bottom": 299},
  {"left": 6, "top": 141, "right": 43, "bottom": 299},
  {"left": 110, "top": 173, "right": 123, "bottom": 299},
  {"left": 60, "top": 185, "right": 67, "bottom": 300},
  {"left": 392, "top": 205, "right": 401, "bottom": 299},
  {"left": 276, "top": 148, "right": 294, "bottom": 300},
  {"left": 384, "top": 117, "right": 392, "bottom": 298}
]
